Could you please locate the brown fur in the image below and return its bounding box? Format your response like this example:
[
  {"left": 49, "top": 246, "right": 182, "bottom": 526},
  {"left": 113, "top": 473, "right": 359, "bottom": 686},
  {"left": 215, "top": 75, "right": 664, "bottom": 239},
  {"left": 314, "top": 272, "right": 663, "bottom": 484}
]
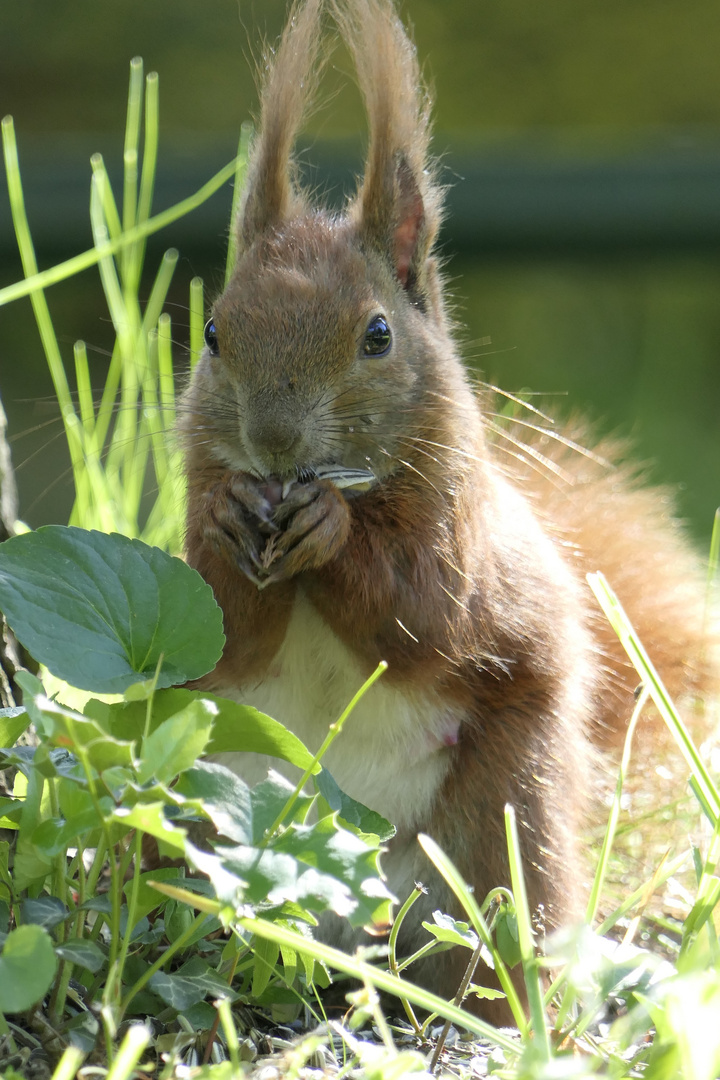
[{"left": 181, "top": 0, "right": 717, "bottom": 1021}]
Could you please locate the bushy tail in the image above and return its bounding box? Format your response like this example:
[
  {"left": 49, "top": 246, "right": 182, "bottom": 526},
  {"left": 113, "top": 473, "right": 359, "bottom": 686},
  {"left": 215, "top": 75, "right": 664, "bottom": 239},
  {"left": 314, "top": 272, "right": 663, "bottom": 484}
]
[{"left": 504, "top": 417, "right": 719, "bottom": 737}]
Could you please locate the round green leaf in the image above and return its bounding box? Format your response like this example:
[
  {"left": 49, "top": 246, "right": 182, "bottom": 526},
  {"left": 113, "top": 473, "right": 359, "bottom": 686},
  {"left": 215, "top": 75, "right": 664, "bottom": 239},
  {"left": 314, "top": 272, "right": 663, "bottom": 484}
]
[
  {"left": 0, "top": 924, "right": 58, "bottom": 1012},
  {"left": 0, "top": 526, "right": 225, "bottom": 693}
]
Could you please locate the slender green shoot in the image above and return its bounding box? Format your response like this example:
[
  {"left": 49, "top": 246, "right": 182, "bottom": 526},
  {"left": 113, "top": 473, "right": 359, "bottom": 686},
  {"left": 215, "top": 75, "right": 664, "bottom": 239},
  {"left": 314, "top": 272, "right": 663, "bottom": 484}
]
[
  {"left": 588, "top": 571, "right": 720, "bottom": 826},
  {"left": 0, "top": 149, "right": 243, "bottom": 308},
  {"left": 504, "top": 805, "right": 552, "bottom": 1059},
  {"left": 586, "top": 685, "right": 649, "bottom": 925},
  {"left": 264, "top": 660, "right": 388, "bottom": 842},
  {"left": 189, "top": 276, "right": 205, "bottom": 369},
  {"left": 2, "top": 63, "right": 249, "bottom": 550},
  {"left": 104, "top": 1022, "right": 151, "bottom": 1080},
  {"left": 417, "top": 832, "right": 527, "bottom": 1030}
]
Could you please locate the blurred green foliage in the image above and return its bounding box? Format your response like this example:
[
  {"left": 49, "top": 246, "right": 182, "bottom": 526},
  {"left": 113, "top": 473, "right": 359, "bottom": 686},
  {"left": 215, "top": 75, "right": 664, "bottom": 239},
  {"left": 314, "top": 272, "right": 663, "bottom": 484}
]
[{"left": 3, "top": 0, "right": 720, "bottom": 136}]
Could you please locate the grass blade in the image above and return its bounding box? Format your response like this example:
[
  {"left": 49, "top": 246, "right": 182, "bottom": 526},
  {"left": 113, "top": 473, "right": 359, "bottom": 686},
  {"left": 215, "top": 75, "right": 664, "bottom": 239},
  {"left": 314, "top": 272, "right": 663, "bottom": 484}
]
[
  {"left": 587, "top": 571, "right": 719, "bottom": 826},
  {"left": 0, "top": 155, "right": 243, "bottom": 308}
]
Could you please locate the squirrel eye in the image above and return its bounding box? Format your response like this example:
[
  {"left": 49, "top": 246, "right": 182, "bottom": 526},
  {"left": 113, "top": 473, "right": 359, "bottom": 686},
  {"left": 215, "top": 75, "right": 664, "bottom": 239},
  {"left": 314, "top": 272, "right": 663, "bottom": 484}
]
[
  {"left": 204, "top": 319, "right": 219, "bottom": 356},
  {"left": 363, "top": 314, "right": 392, "bottom": 357}
]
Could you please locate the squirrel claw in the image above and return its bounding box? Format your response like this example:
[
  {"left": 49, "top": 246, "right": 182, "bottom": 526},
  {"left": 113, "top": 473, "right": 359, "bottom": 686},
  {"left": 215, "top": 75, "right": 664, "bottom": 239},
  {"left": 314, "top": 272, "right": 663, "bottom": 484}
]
[{"left": 234, "top": 554, "right": 268, "bottom": 589}]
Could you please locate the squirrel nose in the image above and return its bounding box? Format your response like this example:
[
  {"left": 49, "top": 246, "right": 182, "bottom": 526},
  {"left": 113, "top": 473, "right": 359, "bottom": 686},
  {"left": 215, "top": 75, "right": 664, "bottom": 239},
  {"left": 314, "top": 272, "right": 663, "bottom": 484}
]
[{"left": 246, "top": 413, "right": 300, "bottom": 457}]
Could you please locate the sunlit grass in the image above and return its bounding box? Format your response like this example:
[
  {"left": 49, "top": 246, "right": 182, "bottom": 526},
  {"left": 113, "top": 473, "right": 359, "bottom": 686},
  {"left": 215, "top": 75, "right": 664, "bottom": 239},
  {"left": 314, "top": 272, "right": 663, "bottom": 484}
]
[{"left": 1, "top": 62, "right": 248, "bottom": 550}]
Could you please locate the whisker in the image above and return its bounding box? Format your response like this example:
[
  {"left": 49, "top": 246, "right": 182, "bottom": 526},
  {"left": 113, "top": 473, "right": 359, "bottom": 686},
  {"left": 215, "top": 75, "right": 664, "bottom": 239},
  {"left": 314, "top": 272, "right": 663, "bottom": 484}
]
[
  {"left": 395, "top": 618, "right": 419, "bottom": 643},
  {"left": 487, "top": 414, "right": 611, "bottom": 468},
  {"left": 481, "top": 384, "right": 558, "bottom": 423},
  {"left": 376, "top": 447, "right": 443, "bottom": 497},
  {"left": 438, "top": 583, "right": 471, "bottom": 613},
  {"left": 484, "top": 420, "right": 573, "bottom": 487}
]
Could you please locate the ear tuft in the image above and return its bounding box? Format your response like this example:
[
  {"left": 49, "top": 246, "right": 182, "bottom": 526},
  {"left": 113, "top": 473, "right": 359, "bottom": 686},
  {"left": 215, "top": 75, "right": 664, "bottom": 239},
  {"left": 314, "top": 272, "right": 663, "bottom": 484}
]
[
  {"left": 236, "top": 0, "right": 325, "bottom": 255},
  {"left": 331, "top": 0, "right": 443, "bottom": 300}
]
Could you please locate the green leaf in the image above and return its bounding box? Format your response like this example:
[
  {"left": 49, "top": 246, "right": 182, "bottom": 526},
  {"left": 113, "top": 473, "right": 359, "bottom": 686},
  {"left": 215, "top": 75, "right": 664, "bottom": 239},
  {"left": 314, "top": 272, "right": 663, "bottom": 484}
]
[
  {"left": 495, "top": 903, "right": 521, "bottom": 969},
  {"left": 422, "top": 911, "right": 479, "bottom": 950},
  {"left": 78, "top": 895, "right": 113, "bottom": 914},
  {"left": 0, "top": 526, "right": 224, "bottom": 692},
  {"left": 64, "top": 1011, "right": 100, "bottom": 1052},
  {"left": 468, "top": 983, "right": 507, "bottom": 1001},
  {"left": 55, "top": 938, "right": 106, "bottom": 974},
  {"left": 13, "top": 767, "right": 53, "bottom": 892},
  {"left": 178, "top": 1000, "right": 217, "bottom": 1031},
  {"left": 99, "top": 766, "right": 135, "bottom": 801},
  {"left": 34, "top": 697, "right": 135, "bottom": 775},
  {"left": 175, "top": 761, "right": 253, "bottom": 844},
  {"left": 0, "top": 924, "right": 58, "bottom": 1012},
  {"left": 185, "top": 843, "right": 248, "bottom": 909},
  {"left": 0, "top": 708, "right": 30, "bottom": 747},
  {"left": 14, "top": 672, "right": 47, "bottom": 731},
  {"left": 251, "top": 933, "right": 279, "bottom": 998},
  {"left": 215, "top": 815, "right": 393, "bottom": 928},
  {"left": 86, "top": 688, "right": 196, "bottom": 741},
  {"left": 89, "top": 689, "right": 316, "bottom": 772},
  {"left": 206, "top": 699, "right": 316, "bottom": 771},
  {"left": 32, "top": 805, "right": 108, "bottom": 857},
  {"left": 21, "top": 896, "right": 68, "bottom": 931},
  {"left": 279, "top": 942, "right": 297, "bottom": 987},
  {"left": 164, "top": 899, "right": 196, "bottom": 943},
  {"left": 123, "top": 867, "right": 184, "bottom": 922},
  {"left": 315, "top": 767, "right": 394, "bottom": 842},
  {"left": 148, "top": 956, "right": 235, "bottom": 1011},
  {"left": 270, "top": 816, "right": 394, "bottom": 928},
  {"left": 0, "top": 842, "right": 12, "bottom": 904},
  {"left": 0, "top": 796, "right": 22, "bottom": 827},
  {"left": 113, "top": 802, "right": 187, "bottom": 854},
  {"left": 136, "top": 698, "right": 216, "bottom": 785},
  {"left": 250, "top": 771, "right": 314, "bottom": 844}
]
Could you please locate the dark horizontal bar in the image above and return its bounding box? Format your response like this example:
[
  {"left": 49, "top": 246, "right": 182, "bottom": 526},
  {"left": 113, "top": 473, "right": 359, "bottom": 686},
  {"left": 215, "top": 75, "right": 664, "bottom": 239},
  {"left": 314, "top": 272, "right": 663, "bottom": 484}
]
[{"left": 2, "top": 134, "right": 720, "bottom": 262}]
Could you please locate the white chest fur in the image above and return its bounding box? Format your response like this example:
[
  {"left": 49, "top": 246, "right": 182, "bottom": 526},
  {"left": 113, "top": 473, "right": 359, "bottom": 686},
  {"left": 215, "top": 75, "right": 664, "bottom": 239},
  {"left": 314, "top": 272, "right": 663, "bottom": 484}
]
[{"left": 215, "top": 592, "right": 463, "bottom": 833}]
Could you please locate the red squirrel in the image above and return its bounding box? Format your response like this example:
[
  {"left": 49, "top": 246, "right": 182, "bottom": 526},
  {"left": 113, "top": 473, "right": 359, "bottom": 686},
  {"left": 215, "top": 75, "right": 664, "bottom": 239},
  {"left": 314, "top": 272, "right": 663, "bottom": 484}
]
[{"left": 181, "top": 0, "right": 716, "bottom": 1013}]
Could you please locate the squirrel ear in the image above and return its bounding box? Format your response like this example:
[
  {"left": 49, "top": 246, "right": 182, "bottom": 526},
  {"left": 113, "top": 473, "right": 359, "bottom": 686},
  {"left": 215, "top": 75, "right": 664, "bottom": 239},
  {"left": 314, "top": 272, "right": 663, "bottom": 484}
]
[
  {"left": 358, "top": 151, "right": 436, "bottom": 302},
  {"left": 392, "top": 157, "right": 426, "bottom": 291},
  {"left": 334, "top": 0, "right": 441, "bottom": 301},
  {"left": 235, "top": 0, "right": 324, "bottom": 253}
]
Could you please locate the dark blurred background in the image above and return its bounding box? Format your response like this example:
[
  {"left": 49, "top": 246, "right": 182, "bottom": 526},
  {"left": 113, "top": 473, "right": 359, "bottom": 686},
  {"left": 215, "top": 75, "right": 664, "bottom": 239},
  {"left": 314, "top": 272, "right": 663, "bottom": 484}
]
[{"left": 1, "top": 0, "right": 719, "bottom": 541}]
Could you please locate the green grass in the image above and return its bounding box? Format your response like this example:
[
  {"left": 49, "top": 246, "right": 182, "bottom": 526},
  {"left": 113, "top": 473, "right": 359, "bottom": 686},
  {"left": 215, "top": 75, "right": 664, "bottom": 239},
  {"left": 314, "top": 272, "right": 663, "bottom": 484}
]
[
  {"left": 1, "top": 59, "right": 248, "bottom": 551},
  {"left": 1, "top": 57, "right": 720, "bottom": 1080}
]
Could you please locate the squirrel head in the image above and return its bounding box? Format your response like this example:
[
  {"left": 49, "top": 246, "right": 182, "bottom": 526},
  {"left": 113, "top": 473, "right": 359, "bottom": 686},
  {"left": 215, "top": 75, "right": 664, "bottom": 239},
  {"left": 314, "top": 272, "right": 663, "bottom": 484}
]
[{"left": 184, "top": 0, "right": 473, "bottom": 486}]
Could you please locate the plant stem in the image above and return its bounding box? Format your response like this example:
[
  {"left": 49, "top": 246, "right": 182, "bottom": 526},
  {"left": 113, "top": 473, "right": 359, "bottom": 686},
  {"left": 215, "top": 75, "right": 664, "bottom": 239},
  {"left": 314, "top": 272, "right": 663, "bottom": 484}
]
[
  {"left": 504, "top": 805, "right": 551, "bottom": 1059},
  {"left": 264, "top": 660, "right": 387, "bottom": 842},
  {"left": 0, "top": 1010, "right": 17, "bottom": 1053},
  {"left": 386, "top": 886, "right": 423, "bottom": 1032},
  {"left": 588, "top": 571, "right": 720, "bottom": 824},
  {"left": 417, "top": 834, "right": 526, "bottom": 1031},
  {"left": 116, "top": 829, "right": 143, "bottom": 998},
  {"left": 50, "top": 1046, "right": 85, "bottom": 1080},
  {"left": 0, "top": 154, "right": 244, "bottom": 309},
  {"left": 428, "top": 942, "right": 485, "bottom": 1074},
  {"left": 105, "top": 1022, "right": 151, "bottom": 1080},
  {"left": 84, "top": 839, "right": 108, "bottom": 901}
]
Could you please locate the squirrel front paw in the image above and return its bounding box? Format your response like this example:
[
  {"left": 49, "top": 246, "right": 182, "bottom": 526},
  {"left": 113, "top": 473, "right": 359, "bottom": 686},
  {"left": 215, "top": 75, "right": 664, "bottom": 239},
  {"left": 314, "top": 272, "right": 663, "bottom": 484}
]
[
  {"left": 200, "top": 474, "right": 351, "bottom": 588},
  {"left": 257, "top": 479, "right": 351, "bottom": 587},
  {"left": 199, "top": 473, "right": 279, "bottom": 588}
]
